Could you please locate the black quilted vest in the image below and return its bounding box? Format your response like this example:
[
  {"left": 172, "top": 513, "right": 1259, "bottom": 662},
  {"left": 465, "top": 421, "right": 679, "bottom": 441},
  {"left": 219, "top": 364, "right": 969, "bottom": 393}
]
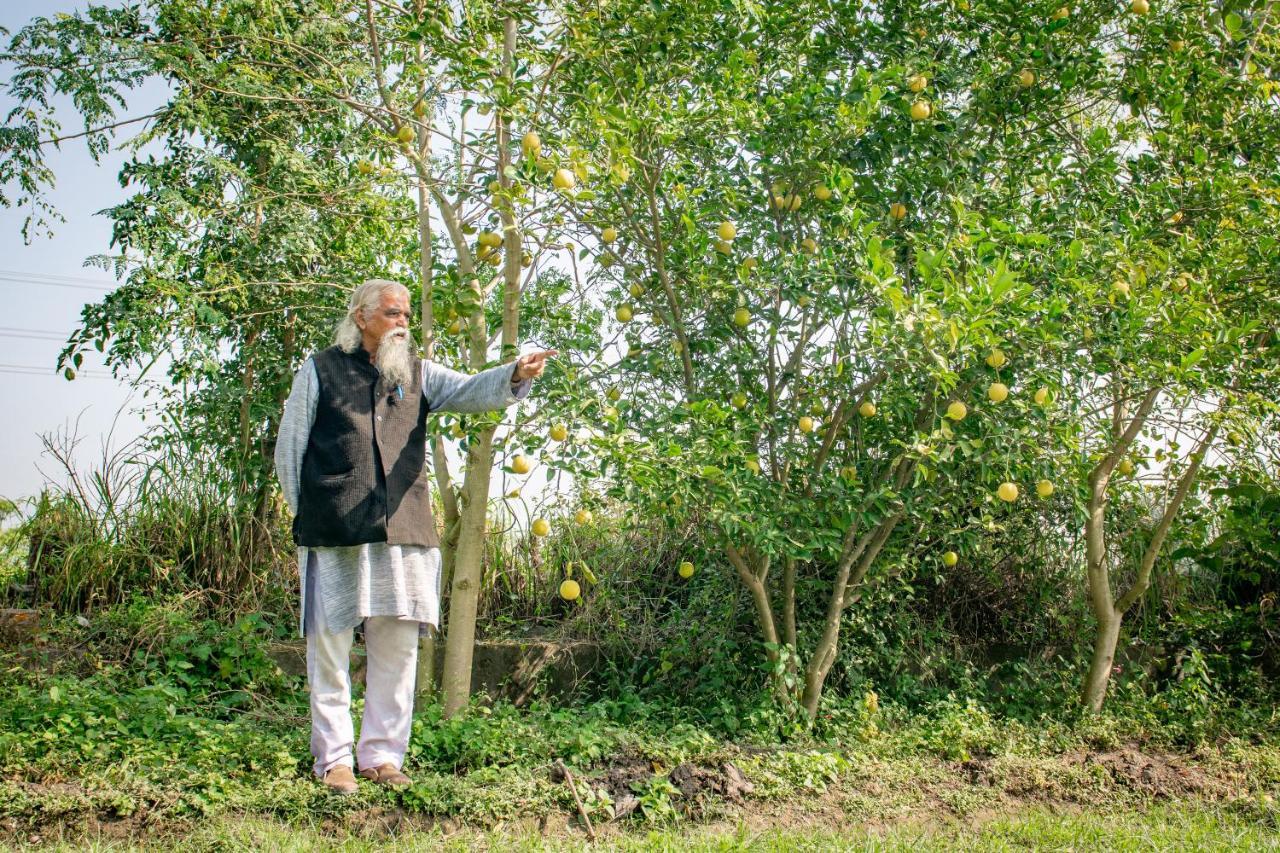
[{"left": 292, "top": 345, "right": 439, "bottom": 548}]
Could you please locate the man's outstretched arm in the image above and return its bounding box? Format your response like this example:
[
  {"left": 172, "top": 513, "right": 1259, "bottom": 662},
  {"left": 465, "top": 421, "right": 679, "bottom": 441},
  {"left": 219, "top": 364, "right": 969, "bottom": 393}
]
[{"left": 423, "top": 349, "right": 555, "bottom": 413}]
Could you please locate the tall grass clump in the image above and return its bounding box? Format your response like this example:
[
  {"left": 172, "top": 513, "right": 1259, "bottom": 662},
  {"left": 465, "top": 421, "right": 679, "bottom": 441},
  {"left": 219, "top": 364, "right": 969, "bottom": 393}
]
[{"left": 15, "top": 426, "right": 294, "bottom": 617}]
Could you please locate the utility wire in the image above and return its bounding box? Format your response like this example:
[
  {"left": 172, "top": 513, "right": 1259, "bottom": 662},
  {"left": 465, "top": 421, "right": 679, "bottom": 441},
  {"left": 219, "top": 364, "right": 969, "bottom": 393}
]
[
  {"left": 0, "top": 367, "right": 127, "bottom": 381},
  {"left": 0, "top": 331, "right": 71, "bottom": 342},
  {"left": 0, "top": 275, "right": 114, "bottom": 293},
  {"left": 0, "top": 268, "right": 118, "bottom": 286},
  {"left": 0, "top": 326, "right": 71, "bottom": 337}
]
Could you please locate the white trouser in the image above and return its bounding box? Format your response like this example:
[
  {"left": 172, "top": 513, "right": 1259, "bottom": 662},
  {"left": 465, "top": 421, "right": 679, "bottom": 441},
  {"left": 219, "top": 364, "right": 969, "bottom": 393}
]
[{"left": 305, "top": 614, "right": 420, "bottom": 777}]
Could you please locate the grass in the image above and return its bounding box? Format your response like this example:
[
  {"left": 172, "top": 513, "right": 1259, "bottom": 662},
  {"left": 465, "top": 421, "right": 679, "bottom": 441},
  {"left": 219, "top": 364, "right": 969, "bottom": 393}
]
[
  {"left": 3, "top": 603, "right": 1279, "bottom": 846},
  {"left": 17, "top": 800, "right": 1280, "bottom": 850}
]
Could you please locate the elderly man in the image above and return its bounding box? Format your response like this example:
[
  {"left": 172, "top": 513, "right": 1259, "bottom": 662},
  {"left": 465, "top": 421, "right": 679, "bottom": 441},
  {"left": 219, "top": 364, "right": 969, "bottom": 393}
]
[{"left": 275, "top": 278, "right": 554, "bottom": 794}]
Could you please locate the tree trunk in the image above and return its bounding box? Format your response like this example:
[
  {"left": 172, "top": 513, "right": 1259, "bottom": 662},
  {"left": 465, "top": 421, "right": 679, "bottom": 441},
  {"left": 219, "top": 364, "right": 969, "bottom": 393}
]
[
  {"left": 1082, "top": 606, "right": 1122, "bottom": 712},
  {"left": 440, "top": 17, "right": 521, "bottom": 717},
  {"left": 800, "top": 511, "right": 902, "bottom": 720},
  {"left": 1079, "top": 385, "right": 1160, "bottom": 712},
  {"left": 440, "top": 431, "right": 496, "bottom": 716}
]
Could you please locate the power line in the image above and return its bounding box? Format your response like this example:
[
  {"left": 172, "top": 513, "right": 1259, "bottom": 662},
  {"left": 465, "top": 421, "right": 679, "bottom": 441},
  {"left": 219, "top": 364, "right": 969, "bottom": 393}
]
[
  {"left": 0, "top": 331, "right": 70, "bottom": 342},
  {"left": 0, "top": 326, "right": 70, "bottom": 337},
  {"left": 0, "top": 268, "right": 120, "bottom": 288},
  {"left": 0, "top": 274, "right": 115, "bottom": 293},
  {"left": 0, "top": 362, "right": 120, "bottom": 379}
]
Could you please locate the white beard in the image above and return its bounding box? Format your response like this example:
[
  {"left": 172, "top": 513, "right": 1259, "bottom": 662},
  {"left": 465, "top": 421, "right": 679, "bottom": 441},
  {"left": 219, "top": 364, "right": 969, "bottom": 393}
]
[{"left": 376, "top": 328, "right": 414, "bottom": 390}]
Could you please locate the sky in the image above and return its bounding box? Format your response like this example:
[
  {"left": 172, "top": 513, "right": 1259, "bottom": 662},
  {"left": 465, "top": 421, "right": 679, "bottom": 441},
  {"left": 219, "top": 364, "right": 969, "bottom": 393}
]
[
  {"left": 0, "top": 1, "right": 576, "bottom": 524},
  {"left": 0, "top": 1, "right": 166, "bottom": 504}
]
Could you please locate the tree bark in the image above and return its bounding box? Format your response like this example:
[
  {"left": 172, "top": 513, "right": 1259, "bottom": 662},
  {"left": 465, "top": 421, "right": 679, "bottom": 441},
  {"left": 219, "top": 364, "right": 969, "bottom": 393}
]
[
  {"left": 1080, "top": 385, "right": 1160, "bottom": 711},
  {"left": 440, "top": 17, "right": 521, "bottom": 717},
  {"left": 801, "top": 510, "right": 903, "bottom": 719},
  {"left": 1081, "top": 604, "right": 1122, "bottom": 712}
]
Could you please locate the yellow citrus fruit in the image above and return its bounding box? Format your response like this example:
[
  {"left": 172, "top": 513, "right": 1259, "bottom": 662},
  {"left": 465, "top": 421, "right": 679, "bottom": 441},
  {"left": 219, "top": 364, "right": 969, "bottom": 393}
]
[
  {"left": 628, "top": 282, "right": 645, "bottom": 298},
  {"left": 549, "top": 423, "right": 568, "bottom": 442},
  {"left": 733, "top": 307, "right": 751, "bottom": 328},
  {"left": 1130, "top": 0, "right": 1149, "bottom": 14},
  {"left": 607, "top": 387, "right": 621, "bottom": 402},
  {"left": 1052, "top": 6, "right": 1070, "bottom": 19},
  {"left": 988, "top": 382, "right": 1009, "bottom": 403},
  {"left": 731, "top": 391, "right": 748, "bottom": 409},
  {"left": 559, "top": 579, "right": 580, "bottom": 600},
  {"left": 815, "top": 185, "right": 833, "bottom": 201},
  {"left": 890, "top": 202, "right": 908, "bottom": 220},
  {"left": 910, "top": 100, "right": 932, "bottom": 121},
  {"left": 678, "top": 560, "right": 695, "bottom": 579},
  {"left": 1118, "top": 458, "right": 1135, "bottom": 475},
  {"left": 1036, "top": 479, "right": 1055, "bottom": 498},
  {"left": 413, "top": 99, "right": 428, "bottom": 118},
  {"left": 1017, "top": 69, "right": 1036, "bottom": 88},
  {"left": 717, "top": 221, "right": 737, "bottom": 241},
  {"left": 859, "top": 401, "right": 877, "bottom": 418},
  {"left": 511, "top": 454, "right": 532, "bottom": 475},
  {"left": 742, "top": 256, "right": 759, "bottom": 272},
  {"left": 532, "top": 518, "right": 550, "bottom": 537},
  {"left": 799, "top": 416, "right": 816, "bottom": 433},
  {"left": 908, "top": 74, "right": 928, "bottom": 93},
  {"left": 521, "top": 131, "right": 542, "bottom": 156},
  {"left": 552, "top": 168, "right": 576, "bottom": 190},
  {"left": 603, "top": 405, "right": 619, "bottom": 420},
  {"left": 946, "top": 401, "right": 968, "bottom": 421},
  {"left": 714, "top": 239, "right": 733, "bottom": 254},
  {"left": 616, "top": 304, "right": 633, "bottom": 323},
  {"left": 575, "top": 508, "right": 593, "bottom": 525},
  {"left": 357, "top": 160, "right": 374, "bottom": 175},
  {"left": 942, "top": 550, "right": 959, "bottom": 567},
  {"left": 789, "top": 193, "right": 803, "bottom": 211},
  {"left": 479, "top": 231, "right": 502, "bottom": 248},
  {"left": 997, "top": 482, "right": 1019, "bottom": 502},
  {"left": 1034, "top": 387, "right": 1050, "bottom": 405},
  {"left": 801, "top": 237, "right": 818, "bottom": 254},
  {"left": 602, "top": 226, "right": 618, "bottom": 244},
  {"left": 396, "top": 125, "right": 415, "bottom": 144},
  {"left": 985, "top": 349, "right": 1007, "bottom": 369}
]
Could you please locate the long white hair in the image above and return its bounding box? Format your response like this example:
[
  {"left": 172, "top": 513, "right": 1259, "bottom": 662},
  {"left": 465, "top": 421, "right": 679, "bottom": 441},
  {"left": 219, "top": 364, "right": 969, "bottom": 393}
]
[{"left": 333, "top": 278, "right": 410, "bottom": 353}]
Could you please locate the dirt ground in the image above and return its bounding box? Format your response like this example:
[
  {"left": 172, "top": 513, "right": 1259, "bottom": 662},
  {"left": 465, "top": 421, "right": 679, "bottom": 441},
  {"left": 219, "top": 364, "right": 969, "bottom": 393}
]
[{"left": 6, "top": 740, "right": 1271, "bottom": 849}]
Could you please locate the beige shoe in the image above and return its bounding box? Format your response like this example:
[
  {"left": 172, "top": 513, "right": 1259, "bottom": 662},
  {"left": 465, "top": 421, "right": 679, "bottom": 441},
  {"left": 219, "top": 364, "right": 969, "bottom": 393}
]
[
  {"left": 359, "top": 763, "right": 412, "bottom": 787},
  {"left": 321, "top": 764, "right": 359, "bottom": 795}
]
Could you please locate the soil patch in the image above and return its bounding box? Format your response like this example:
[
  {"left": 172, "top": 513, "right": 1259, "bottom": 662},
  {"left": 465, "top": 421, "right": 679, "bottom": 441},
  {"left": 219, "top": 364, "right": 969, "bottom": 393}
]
[
  {"left": 556, "top": 753, "right": 754, "bottom": 821},
  {"left": 1075, "top": 745, "right": 1211, "bottom": 798}
]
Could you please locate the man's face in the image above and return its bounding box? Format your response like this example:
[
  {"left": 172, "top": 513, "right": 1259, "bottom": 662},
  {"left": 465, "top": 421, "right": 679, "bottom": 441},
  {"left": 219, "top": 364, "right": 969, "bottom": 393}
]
[{"left": 356, "top": 289, "right": 411, "bottom": 354}]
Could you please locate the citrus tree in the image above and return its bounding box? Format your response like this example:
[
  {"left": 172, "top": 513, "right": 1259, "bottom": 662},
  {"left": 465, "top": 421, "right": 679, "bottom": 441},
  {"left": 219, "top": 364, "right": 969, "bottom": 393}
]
[
  {"left": 1044, "top": 0, "right": 1280, "bottom": 710},
  {"left": 517, "top": 0, "right": 1144, "bottom": 722}
]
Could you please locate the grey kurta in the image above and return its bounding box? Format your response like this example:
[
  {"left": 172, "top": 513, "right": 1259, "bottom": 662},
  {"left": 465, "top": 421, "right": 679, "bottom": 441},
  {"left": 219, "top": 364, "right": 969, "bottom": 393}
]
[{"left": 275, "top": 355, "right": 532, "bottom": 636}]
